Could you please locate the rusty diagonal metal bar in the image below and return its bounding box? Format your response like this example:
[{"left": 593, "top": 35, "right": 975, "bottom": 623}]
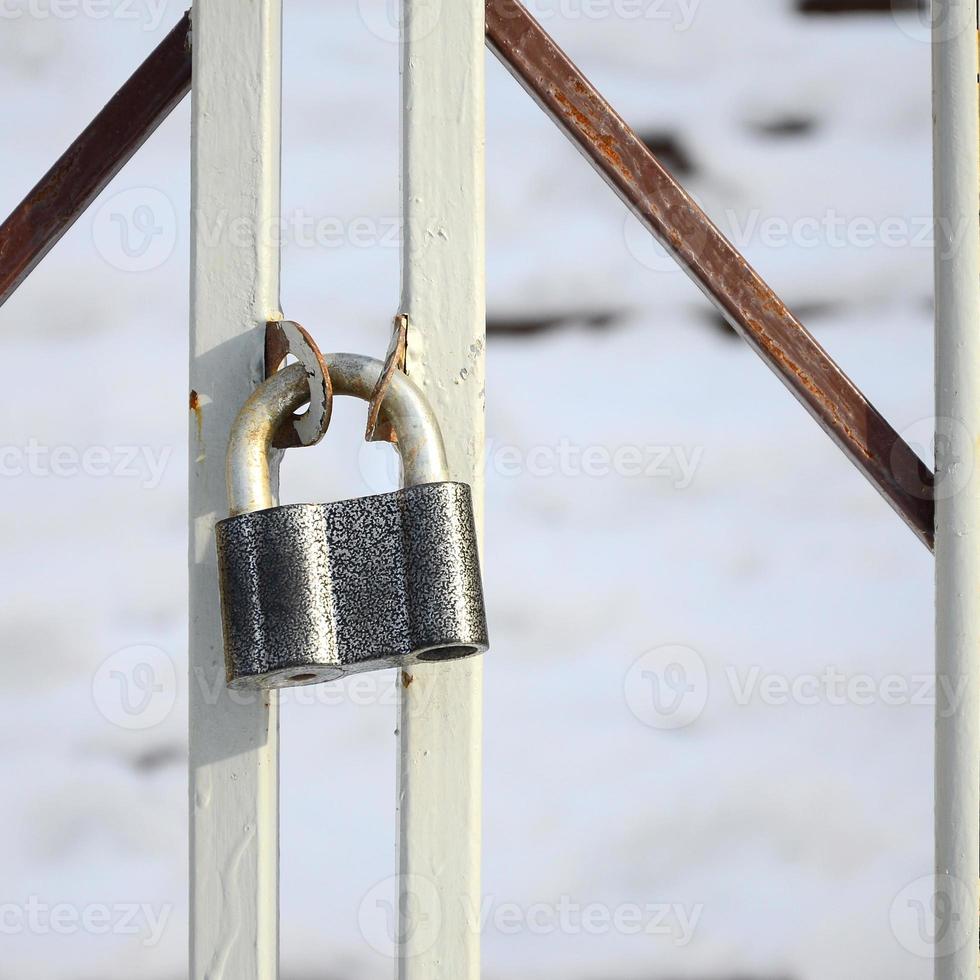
[
  {"left": 485, "top": 0, "right": 935, "bottom": 549},
  {"left": 0, "top": 3, "right": 935, "bottom": 550},
  {"left": 0, "top": 11, "right": 190, "bottom": 307}
]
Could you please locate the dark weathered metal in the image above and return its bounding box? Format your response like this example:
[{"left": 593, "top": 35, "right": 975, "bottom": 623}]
[
  {"left": 0, "top": 12, "right": 192, "bottom": 308},
  {"left": 486, "top": 0, "right": 935, "bottom": 551}
]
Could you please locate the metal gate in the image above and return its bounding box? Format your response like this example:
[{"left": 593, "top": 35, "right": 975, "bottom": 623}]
[{"left": 0, "top": 1, "right": 976, "bottom": 977}]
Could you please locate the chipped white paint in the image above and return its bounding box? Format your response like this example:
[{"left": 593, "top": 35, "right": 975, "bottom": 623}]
[
  {"left": 397, "top": 0, "right": 486, "bottom": 970},
  {"left": 933, "top": 2, "right": 980, "bottom": 978},
  {"left": 189, "top": 1, "right": 283, "bottom": 977}
]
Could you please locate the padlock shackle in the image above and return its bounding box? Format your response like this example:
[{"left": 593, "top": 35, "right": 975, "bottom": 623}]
[{"left": 226, "top": 355, "right": 449, "bottom": 515}]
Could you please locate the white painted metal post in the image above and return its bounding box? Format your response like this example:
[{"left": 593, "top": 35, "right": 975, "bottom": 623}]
[
  {"left": 933, "top": 2, "right": 980, "bottom": 978},
  {"left": 397, "top": 0, "right": 486, "bottom": 971},
  {"left": 189, "top": 2, "right": 283, "bottom": 978}
]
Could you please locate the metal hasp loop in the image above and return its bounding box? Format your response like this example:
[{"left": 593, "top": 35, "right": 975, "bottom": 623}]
[
  {"left": 366, "top": 313, "right": 408, "bottom": 445},
  {"left": 227, "top": 354, "right": 448, "bottom": 515},
  {"left": 217, "top": 354, "right": 488, "bottom": 690},
  {"left": 264, "top": 319, "right": 333, "bottom": 449}
]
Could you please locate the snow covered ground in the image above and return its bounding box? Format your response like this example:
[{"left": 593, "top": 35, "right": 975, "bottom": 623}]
[{"left": 0, "top": 0, "right": 937, "bottom": 977}]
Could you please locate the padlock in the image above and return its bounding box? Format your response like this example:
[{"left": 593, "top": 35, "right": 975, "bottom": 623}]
[{"left": 215, "top": 353, "right": 489, "bottom": 690}]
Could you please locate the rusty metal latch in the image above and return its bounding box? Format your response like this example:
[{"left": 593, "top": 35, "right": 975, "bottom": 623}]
[
  {"left": 366, "top": 313, "right": 408, "bottom": 445},
  {"left": 264, "top": 319, "right": 332, "bottom": 449}
]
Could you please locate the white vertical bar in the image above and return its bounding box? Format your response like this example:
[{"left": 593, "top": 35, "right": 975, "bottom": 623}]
[
  {"left": 397, "top": 0, "right": 485, "bottom": 970},
  {"left": 189, "top": 2, "right": 282, "bottom": 978},
  {"left": 933, "top": 2, "right": 980, "bottom": 979}
]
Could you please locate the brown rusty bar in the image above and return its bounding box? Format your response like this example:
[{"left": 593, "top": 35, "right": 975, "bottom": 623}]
[
  {"left": 486, "top": 0, "right": 935, "bottom": 551},
  {"left": 0, "top": 12, "right": 191, "bottom": 308}
]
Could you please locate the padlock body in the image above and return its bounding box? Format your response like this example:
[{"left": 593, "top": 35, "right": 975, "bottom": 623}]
[{"left": 215, "top": 482, "right": 488, "bottom": 689}]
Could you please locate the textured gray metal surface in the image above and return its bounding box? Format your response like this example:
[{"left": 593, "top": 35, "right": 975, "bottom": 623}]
[{"left": 216, "top": 481, "right": 488, "bottom": 689}]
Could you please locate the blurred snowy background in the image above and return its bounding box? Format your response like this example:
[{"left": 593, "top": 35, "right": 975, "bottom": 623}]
[{"left": 0, "top": 0, "right": 938, "bottom": 977}]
